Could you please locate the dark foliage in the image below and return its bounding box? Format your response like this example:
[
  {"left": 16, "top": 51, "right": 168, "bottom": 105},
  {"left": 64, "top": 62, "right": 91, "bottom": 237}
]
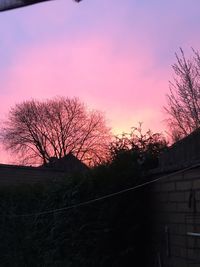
[
  {"left": 0, "top": 178, "right": 153, "bottom": 266},
  {"left": 0, "top": 126, "right": 165, "bottom": 266},
  {"left": 109, "top": 124, "right": 167, "bottom": 175}
]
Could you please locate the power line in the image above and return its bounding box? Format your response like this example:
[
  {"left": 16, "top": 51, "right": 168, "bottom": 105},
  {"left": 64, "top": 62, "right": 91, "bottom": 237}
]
[{"left": 3, "top": 162, "right": 200, "bottom": 218}]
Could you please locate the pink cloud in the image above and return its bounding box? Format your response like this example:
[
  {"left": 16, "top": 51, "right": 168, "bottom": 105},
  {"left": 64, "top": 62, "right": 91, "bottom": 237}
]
[
  {"left": 1, "top": 0, "right": 200, "bottom": 164},
  {"left": 1, "top": 34, "right": 169, "bottom": 129}
]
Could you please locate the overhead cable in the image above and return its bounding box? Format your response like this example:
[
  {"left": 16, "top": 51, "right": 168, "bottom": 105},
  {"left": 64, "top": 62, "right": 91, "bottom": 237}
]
[{"left": 4, "top": 162, "right": 200, "bottom": 218}]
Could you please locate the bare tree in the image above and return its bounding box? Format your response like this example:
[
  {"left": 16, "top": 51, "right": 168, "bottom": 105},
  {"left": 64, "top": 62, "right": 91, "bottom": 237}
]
[
  {"left": 164, "top": 48, "right": 200, "bottom": 141},
  {"left": 1, "top": 97, "right": 111, "bottom": 166}
]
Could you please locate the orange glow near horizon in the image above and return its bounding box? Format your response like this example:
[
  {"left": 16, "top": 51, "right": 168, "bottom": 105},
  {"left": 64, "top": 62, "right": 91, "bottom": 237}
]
[{"left": 0, "top": 0, "right": 200, "bottom": 164}]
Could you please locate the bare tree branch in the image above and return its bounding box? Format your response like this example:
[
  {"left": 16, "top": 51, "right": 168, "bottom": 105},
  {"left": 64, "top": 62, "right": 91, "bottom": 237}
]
[
  {"left": 164, "top": 48, "right": 200, "bottom": 141},
  {"left": 0, "top": 97, "right": 111, "bottom": 166}
]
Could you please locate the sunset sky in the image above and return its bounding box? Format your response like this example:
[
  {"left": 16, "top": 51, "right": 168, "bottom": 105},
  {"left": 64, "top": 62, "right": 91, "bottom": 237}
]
[{"left": 0, "top": 0, "right": 200, "bottom": 163}]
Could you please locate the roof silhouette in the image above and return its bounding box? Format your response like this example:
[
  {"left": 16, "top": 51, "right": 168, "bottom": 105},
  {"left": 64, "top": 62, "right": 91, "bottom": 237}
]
[{"left": 42, "top": 153, "right": 89, "bottom": 173}]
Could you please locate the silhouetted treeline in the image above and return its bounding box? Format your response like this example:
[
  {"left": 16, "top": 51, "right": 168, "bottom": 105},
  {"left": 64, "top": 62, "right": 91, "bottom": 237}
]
[{"left": 0, "top": 127, "right": 166, "bottom": 266}]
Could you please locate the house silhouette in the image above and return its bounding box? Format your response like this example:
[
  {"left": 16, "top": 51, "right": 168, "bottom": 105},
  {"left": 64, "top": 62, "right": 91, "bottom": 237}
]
[{"left": 42, "top": 153, "right": 89, "bottom": 173}]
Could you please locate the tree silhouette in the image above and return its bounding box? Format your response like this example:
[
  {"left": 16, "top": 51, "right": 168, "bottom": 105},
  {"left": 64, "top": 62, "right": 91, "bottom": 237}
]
[
  {"left": 164, "top": 48, "right": 200, "bottom": 141},
  {"left": 110, "top": 123, "right": 167, "bottom": 172},
  {"left": 1, "top": 97, "right": 111, "bottom": 166}
]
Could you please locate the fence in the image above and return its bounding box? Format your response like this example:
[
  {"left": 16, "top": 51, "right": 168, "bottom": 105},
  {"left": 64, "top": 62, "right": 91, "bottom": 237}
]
[{"left": 0, "top": 164, "right": 67, "bottom": 186}]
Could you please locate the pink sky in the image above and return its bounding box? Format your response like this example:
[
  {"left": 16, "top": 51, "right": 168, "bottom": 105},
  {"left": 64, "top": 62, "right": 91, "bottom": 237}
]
[{"left": 0, "top": 0, "right": 200, "bottom": 164}]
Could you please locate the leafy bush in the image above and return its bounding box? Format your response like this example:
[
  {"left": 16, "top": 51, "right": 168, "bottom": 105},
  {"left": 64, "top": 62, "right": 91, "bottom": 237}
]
[{"left": 0, "top": 126, "right": 164, "bottom": 266}]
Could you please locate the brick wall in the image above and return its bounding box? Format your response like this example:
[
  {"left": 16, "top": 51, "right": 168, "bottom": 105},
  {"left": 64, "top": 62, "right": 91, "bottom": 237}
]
[{"left": 151, "top": 165, "right": 200, "bottom": 267}]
